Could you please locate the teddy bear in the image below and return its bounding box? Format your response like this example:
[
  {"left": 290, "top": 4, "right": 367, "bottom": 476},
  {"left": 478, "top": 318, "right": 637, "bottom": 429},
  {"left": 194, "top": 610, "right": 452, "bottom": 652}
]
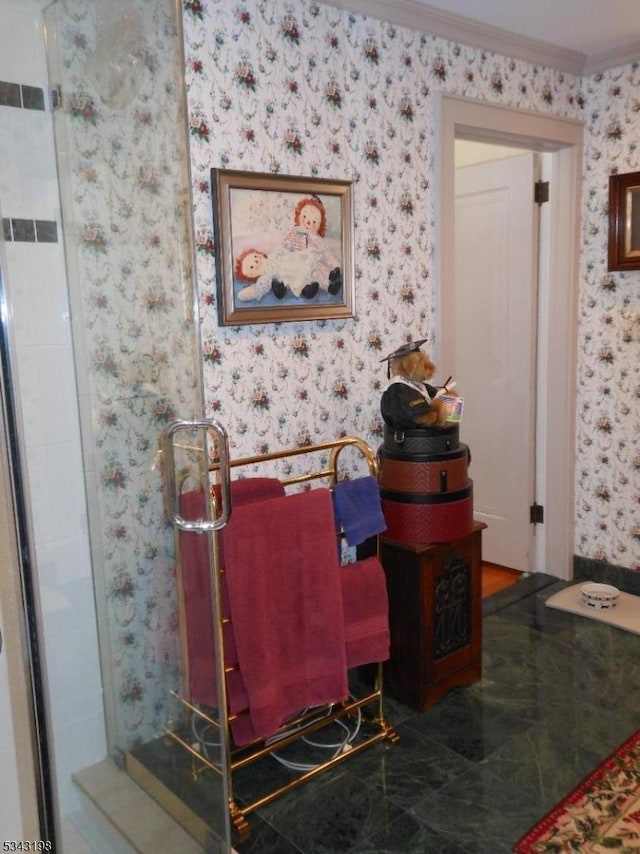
[{"left": 380, "top": 339, "right": 454, "bottom": 429}]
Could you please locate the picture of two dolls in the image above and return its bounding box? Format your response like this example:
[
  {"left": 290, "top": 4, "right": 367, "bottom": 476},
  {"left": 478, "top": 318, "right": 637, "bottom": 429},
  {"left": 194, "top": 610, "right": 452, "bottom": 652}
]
[
  {"left": 231, "top": 194, "right": 343, "bottom": 305},
  {"left": 212, "top": 169, "right": 354, "bottom": 326}
]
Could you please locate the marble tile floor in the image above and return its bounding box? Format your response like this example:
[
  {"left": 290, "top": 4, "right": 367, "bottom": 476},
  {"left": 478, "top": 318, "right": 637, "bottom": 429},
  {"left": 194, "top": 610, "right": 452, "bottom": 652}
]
[{"left": 229, "top": 573, "right": 640, "bottom": 854}]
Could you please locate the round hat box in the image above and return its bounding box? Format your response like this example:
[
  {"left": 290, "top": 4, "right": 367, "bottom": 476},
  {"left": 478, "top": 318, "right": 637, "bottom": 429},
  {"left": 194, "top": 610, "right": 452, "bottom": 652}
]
[{"left": 379, "top": 424, "right": 473, "bottom": 546}]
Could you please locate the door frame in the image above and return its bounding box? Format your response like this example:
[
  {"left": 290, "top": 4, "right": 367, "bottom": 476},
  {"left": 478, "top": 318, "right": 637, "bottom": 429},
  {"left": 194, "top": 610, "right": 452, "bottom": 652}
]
[{"left": 437, "top": 94, "right": 583, "bottom": 580}]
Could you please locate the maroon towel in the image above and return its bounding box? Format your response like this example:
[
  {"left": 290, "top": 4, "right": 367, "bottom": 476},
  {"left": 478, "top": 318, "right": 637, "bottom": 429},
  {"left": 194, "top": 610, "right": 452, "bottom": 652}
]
[
  {"left": 341, "top": 557, "right": 390, "bottom": 668},
  {"left": 179, "top": 478, "right": 285, "bottom": 745},
  {"left": 223, "top": 488, "right": 348, "bottom": 743}
]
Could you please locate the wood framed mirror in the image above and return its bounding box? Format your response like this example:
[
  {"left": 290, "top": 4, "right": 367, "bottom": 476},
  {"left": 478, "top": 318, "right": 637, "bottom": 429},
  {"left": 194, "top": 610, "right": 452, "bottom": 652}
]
[{"left": 608, "top": 170, "right": 640, "bottom": 271}]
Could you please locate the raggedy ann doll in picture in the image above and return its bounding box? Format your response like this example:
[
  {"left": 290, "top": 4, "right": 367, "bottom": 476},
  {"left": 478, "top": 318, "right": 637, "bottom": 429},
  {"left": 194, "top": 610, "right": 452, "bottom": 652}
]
[
  {"left": 279, "top": 195, "right": 343, "bottom": 298},
  {"left": 234, "top": 246, "right": 320, "bottom": 302}
]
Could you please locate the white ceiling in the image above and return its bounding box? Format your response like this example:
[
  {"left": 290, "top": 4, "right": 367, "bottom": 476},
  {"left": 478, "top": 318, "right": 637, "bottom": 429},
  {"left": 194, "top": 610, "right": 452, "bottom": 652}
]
[
  {"left": 414, "top": 0, "right": 640, "bottom": 58},
  {"left": 323, "top": 0, "right": 640, "bottom": 74}
]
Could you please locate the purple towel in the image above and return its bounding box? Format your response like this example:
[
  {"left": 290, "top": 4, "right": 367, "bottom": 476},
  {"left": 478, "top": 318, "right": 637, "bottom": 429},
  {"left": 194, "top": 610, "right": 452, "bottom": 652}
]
[{"left": 332, "top": 476, "right": 387, "bottom": 546}]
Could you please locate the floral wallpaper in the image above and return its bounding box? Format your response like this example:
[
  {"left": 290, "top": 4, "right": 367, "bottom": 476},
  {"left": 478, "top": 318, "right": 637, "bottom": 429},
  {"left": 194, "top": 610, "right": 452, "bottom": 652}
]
[
  {"left": 575, "top": 66, "right": 640, "bottom": 570},
  {"left": 184, "top": 0, "right": 583, "bottom": 461},
  {"left": 52, "top": 0, "right": 639, "bottom": 752},
  {"left": 184, "top": 0, "right": 637, "bottom": 572},
  {"left": 52, "top": 0, "right": 201, "bottom": 748}
]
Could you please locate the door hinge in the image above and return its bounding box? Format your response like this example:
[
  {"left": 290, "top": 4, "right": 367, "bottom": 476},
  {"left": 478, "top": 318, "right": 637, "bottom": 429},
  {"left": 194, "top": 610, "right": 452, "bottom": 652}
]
[
  {"left": 51, "top": 85, "right": 62, "bottom": 111},
  {"left": 534, "top": 180, "right": 549, "bottom": 205},
  {"left": 530, "top": 503, "right": 544, "bottom": 525}
]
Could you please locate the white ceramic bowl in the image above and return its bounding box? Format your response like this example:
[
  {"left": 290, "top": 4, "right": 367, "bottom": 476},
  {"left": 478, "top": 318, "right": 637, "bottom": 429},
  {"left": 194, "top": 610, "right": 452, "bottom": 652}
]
[{"left": 581, "top": 582, "right": 619, "bottom": 609}]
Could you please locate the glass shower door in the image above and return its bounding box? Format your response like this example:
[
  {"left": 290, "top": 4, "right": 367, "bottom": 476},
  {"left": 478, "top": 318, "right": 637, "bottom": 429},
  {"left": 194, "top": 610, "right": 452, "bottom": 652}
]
[{"left": 40, "top": 0, "right": 231, "bottom": 848}]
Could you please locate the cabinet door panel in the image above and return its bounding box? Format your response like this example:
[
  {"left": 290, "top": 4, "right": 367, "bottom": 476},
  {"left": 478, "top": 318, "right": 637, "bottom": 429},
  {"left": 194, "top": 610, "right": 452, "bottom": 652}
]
[{"left": 380, "top": 527, "right": 483, "bottom": 711}]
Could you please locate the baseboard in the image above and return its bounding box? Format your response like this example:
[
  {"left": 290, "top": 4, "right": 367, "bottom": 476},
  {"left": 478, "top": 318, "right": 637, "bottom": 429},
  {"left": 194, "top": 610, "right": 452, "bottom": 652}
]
[{"left": 573, "top": 555, "right": 640, "bottom": 595}]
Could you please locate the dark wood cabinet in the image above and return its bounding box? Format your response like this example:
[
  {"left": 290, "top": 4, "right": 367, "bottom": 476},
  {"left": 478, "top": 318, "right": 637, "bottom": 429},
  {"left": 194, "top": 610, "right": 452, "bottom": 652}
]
[{"left": 379, "top": 523, "right": 485, "bottom": 711}]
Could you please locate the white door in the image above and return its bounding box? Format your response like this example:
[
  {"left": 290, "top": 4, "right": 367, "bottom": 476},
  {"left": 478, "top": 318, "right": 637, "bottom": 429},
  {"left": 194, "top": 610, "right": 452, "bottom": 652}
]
[{"left": 452, "top": 153, "right": 539, "bottom": 570}]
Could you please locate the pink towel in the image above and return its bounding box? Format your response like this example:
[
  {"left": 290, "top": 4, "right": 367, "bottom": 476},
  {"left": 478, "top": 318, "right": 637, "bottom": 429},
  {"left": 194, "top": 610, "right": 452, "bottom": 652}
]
[
  {"left": 179, "top": 478, "right": 285, "bottom": 744},
  {"left": 223, "top": 488, "right": 348, "bottom": 743},
  {"left": 341, "top": 557, "right": 390, "bottom": 668}
]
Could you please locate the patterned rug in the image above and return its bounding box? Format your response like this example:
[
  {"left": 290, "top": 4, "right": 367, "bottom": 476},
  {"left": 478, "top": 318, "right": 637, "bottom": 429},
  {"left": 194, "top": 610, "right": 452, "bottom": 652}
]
[{"left": 514, "top": 729, "right": 640, "bottom": 853}]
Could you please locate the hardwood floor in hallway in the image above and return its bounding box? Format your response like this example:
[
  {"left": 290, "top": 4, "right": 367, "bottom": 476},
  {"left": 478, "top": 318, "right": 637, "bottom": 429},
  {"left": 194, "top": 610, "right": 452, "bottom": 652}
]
[{"left": 481, "top": 562, "right": 523, "bottom": 598}]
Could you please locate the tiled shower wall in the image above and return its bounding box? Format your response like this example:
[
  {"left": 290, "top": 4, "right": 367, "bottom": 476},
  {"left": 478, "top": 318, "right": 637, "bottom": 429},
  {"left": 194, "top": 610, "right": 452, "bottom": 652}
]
[{"left": 0, "top": 0, "right": 106, "bottom": 818}]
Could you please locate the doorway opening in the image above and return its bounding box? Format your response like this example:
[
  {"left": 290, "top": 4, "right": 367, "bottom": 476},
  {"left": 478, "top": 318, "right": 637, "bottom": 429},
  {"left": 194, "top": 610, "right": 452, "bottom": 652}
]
[{"left": 438, "top": 95, "right": 583, "bottom": 581}]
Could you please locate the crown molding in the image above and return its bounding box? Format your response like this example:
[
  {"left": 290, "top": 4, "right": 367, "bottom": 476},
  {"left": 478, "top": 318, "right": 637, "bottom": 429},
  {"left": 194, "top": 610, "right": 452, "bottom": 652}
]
[
  {"left": 322, "top": 0, "right": 593, "bottom": 75},
  {"left": 584, "top": 41, "right": 640, "bottom": 76}
]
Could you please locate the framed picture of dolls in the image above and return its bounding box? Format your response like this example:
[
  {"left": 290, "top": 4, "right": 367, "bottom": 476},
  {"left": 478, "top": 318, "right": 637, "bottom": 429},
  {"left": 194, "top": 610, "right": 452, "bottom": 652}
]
[{"left": 211, "top": 169, "right": 355, "bottom": 326}]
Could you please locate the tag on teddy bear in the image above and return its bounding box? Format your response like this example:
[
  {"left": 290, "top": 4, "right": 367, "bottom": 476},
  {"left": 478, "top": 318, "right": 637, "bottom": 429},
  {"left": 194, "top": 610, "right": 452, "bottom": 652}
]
[{"left": 439, "top": 394, "right": 464, "bottom": 423}]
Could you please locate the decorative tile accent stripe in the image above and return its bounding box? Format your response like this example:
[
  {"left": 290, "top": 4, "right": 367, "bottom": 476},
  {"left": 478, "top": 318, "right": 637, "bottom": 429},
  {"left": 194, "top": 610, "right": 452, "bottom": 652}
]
[
  {"left": 2, "top": 218, "right": 58, "bottom": 243},
  {"left": 11, "top": 218, "right": 35, "bottom": 242},
  {"left": 35, "top": 220, "right": 58, "bottom": 242},
  {"left": 0, "top": 81, "right": 20, "bottom": 108},
  {"left": 0, "top": 80, "right": 45, "bottom": 111}
]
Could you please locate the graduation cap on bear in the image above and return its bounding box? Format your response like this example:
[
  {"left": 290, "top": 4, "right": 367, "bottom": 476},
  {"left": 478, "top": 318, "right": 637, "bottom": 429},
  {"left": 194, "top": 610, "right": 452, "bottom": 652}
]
[{"left": 380, "top": 338, "right": 427, "bottom": 379}]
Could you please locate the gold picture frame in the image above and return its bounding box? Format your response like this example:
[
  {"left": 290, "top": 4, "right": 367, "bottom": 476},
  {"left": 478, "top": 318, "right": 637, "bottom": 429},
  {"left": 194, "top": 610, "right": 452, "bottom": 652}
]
[
  {"left": 608, "top": 170, "right": 640, "bottom": 271},
  {"left": 211, "top": 169, "right": 355, "bottom": 326}
]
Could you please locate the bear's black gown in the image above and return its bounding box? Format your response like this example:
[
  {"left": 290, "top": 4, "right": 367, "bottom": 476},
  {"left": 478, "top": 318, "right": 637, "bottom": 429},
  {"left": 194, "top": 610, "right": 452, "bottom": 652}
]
[{"left": 380, "top": 379, "right": 439, "bottom": 430}]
